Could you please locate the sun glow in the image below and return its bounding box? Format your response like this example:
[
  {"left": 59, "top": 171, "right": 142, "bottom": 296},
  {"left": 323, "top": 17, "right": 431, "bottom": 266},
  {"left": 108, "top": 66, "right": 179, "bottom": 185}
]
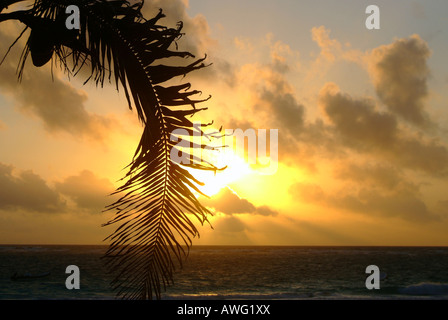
[{"left": 194, "top": 150, "right": 253, "bottom": 197}]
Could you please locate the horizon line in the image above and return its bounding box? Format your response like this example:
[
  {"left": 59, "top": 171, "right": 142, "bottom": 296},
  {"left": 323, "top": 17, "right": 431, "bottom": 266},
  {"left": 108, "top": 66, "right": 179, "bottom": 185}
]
[{"left": 1, "top": 243, "right": 448, "bottom": 248}]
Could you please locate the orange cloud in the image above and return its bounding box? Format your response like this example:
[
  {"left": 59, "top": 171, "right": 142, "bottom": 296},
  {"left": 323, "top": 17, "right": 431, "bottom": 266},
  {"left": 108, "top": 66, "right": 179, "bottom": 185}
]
[
  {"left": 311, "top": 26, "right": 342, "bottom": 62},
  {"left": 55, "top": 170, "right": 115, "bottom": 213}
]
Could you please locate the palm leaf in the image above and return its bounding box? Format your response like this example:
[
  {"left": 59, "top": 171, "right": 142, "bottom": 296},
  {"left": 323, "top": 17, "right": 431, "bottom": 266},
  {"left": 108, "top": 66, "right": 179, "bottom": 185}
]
[{"left": 0, "top": 0, "right": 223, "bottom": 299}]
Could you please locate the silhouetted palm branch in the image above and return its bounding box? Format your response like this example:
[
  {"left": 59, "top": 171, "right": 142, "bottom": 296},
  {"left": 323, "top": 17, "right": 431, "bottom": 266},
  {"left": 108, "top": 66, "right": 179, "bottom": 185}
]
[{"left": 0, "top": 0, "right": 222, "bottom": 299}]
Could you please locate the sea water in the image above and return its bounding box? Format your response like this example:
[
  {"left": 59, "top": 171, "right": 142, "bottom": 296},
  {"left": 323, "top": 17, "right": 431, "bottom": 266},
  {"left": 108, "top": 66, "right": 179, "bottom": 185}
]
[{"left": 0, "top": 245, "right": 448, "bottom": 300}]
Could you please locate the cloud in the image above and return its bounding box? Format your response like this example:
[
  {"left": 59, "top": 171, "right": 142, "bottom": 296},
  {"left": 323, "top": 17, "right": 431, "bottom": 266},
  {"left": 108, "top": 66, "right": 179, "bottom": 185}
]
[
  {"left": 369, "top": 35, "right": 432, "bottom": 127},
  {"left": 221, "top": 30, "right": 366, "bottom": 171},
  {"left": 311, "top": 26, "right": 342, "bottom": 62},
  {"left": 140, "top": 1, "right": 238, "bottom": 96},
  {"left": 334, "top": 162, "right": 404, "bottom": 190},
  {"left": 437, "top": 200, "right": 448, "bottom": 215},
  {"left": 290, "top": 180, "right": 436, "bottom": 222},
  {"left": 290, "top": 183, "right": 325, "bottom": 204},
  {"left": 0, "top": 163, "right": 66, "bottom": 213},
  {"left": 255, "top": 205, "right": 279, "bottom": 217},
  {"left": 265, "top": 33, "right": 299, "bottom": 74},
  {"left": 319, "top": 82, "right": 448, "bottom": 175},
  {"left": 204, "top": 215, "right": 252, "bottom": 245},
  {"left": 320, "top": 82, "right": 398, "bottom": 151},
  {"left": 0, "top": 163, "right": 116, "bottom": 215},
  {"left": 142, "top": 0, "right": 215, "bottom": 58},
  {"left": 215, "top": 215, "right": 247, "bottom": 233},
  {"left": 55, "top": 170, "right": 115, "bottom": 213},
  {"left": 310, "top": 26, "right": 365, "bottom": 66},
  {"left": 206, "top": 57, "right": 237, "bottom": 87},
  {"left": 216, "top": 30, "right": 448, "bottom": 181},
  {"left": 0, "top": 22, "right": 119, "bottom": 141},
  {"left": 201, "top": 187, "right": 278, "bottom": 216},
  {"left": 259, "top": 86, "right": 306, "bottom": 137},
  {"left": 335, "top": 188, "right": 434, "bottom": 222},
  {"left": 229, "top": 62, "right": 306, "bottom": 164},
  {"left": 394, "top": 136, "right": 448, "bottom": 175}
]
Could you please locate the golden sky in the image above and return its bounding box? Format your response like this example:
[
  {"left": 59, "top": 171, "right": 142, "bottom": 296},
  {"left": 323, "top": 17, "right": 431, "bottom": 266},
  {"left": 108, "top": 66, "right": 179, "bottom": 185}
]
[{"left": 1, "top": 0, "right": 448, "bottom": 245}]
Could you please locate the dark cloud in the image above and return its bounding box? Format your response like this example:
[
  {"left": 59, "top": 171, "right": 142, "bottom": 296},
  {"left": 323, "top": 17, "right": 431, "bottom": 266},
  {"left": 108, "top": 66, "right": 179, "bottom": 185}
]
[
  {"left": 0, "top": 23, "right": 117, "bottom": 140},
  {"left": 334, "top": 163, "right": 403, "bottom": 190},
  {"left": 334, "top": 188, "right": 434, "bottom": 222},
  {"left": 319, "top": 83, "right": 448, "bottom": 176},
  {"left": 370, "top": 35, "right": 432, "bottom": 128},
  {"left": 14, "top": 71, "right": 113, "bottom": 138},
  {"left": 0, "top": 163, "right": 66, "bottom": 213},
  {"left": 202, "top": 57, "right": 237, "bottom": 87},
  {"left": 393, "top": 137, "right": 448, "bottom": 175},
  {"left": 201, "top": 187, "right": 278, "bottom": 216},
  {"left": 0, "top": 1, "right": 220, "bottom": 138},
  {"left": 320, "top": 83, "right": 398, "bottom": 151},
  {"left": 255, "top": 205, "right": 279, "bottom": 217},
  {"left": 55, "top": 170, "right": 115, "bottom": 213},
  {"left": 331, "top": 161, "right": 437, "bottom": 222},
  {"left": 259, "top": 88, "right": 305, "bottom": 136},
  {"left": 0, "top": 163, "right": 115, "bottom": 215},
  {"left": 290, "top": 181, "right": 437, "bottom": 222},
  {"left": 142, "top": 0, "right": 214, "bottom": 58},
  {"left": 140, "top": 0, "right": 237, "bottom": 88},
  {"left": 216, "top": 32, "right": 448, "bottom": 183}
]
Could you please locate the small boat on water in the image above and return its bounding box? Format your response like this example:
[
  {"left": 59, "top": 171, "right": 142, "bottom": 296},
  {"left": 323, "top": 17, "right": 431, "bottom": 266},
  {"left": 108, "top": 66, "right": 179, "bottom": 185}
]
[{"left": 11, "top": 271, "right": 50, "bottom": 281}]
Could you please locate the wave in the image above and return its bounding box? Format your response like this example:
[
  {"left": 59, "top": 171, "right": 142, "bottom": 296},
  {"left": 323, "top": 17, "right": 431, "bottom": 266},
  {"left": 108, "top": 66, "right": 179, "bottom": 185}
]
[
  {"left": 162, "top": 290, "right": 388, "bottom": 300},
  {"left": 0, "top": 246, "right": 49, "bottom": 253},
  {"left": 164, "top": 293, "right": 318, "bottom": 300},
  {"left": 399, "top": 283, "right": 448, "bottom": 296}
]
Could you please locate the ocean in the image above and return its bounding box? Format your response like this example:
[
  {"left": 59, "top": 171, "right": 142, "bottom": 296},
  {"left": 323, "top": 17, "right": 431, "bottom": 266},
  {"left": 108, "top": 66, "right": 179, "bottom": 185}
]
[{"left": 1, "top": 245, "right": 448, "bottom": 300}]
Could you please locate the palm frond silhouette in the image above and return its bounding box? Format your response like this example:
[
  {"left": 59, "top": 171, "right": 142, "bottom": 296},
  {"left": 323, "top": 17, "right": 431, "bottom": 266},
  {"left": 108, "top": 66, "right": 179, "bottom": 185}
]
[{"left": 0, "top": 0, "right": 222, "bottom": 299}]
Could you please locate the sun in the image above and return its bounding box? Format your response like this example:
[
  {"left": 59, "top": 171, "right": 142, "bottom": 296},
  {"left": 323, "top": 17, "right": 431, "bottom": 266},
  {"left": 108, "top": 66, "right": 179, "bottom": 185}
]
[{"left": 193, "top": 149, "right": 252, "bottom": 197}]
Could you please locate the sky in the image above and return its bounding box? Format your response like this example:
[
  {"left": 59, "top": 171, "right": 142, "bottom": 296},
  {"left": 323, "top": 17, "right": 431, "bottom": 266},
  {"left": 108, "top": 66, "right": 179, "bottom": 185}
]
[{"left": 0, "top": 0, "right": 448, "bottom": 245}]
